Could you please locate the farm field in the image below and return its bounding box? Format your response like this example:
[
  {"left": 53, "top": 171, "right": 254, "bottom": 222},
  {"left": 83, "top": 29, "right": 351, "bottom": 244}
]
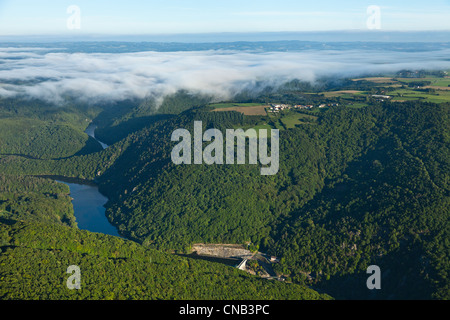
[
  {"left": 352, "top": 76, "right": 450, "bottom": 89},
  {"left": 211, "top": 103, "right": 269, "bottom": 115},
  {"left": 209, "top": 102, "right": 264, "bottom": 108},
  {"left": 319, "top": 76, "right": 450, "bottom": 104},
  {"left": 279, "top": 112, "right": 318, "bottom": 129},
  {"left": 389, "top": 88, "right": 450, "bottom": 103},
  {"left": 352, "top": 77, "right": 398, "bottom": 83},
  {"left": 395, "top": 77, "right": 450, "bottom": 87},
  {"left": 321, "top": 90, "right": 364, "bottom": 98}
]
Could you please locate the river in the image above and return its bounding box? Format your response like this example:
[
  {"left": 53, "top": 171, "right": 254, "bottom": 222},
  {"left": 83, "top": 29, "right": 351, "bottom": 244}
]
[
  {"left": 85, "top": 122, "right": 108, "bottom": 150},
  {"left": 55, "top": 123, "right": 278, "bottom": 276},
  {"left": 55, "top": 122, "right": 120, "bottom": 237}
]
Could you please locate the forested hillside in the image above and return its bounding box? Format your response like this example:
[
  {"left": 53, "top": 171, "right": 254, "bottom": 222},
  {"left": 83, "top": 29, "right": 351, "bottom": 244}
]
[
  {"left": 0, "top": 218, "right": 330, "bottom": 300},
  {"left": 95, "top": 101, "right": 449, "bottom": 299},
  {"left": 94, "top": 91, "right": 211, "bottom": 145},
  {"left": 272, "top": 129, "right": 449, "bottom": 299},
  {"left": 0, "top": 93, "right": 448, "bottom": 300},
  {"left": 0, "top": 96, "right": 330, "bottom": 300},
  {"left": 0, "top": 175, "right": 76, "bottom": 227},
  {"left": 0, "top": 98, "right": 102, "bottom": 159}
]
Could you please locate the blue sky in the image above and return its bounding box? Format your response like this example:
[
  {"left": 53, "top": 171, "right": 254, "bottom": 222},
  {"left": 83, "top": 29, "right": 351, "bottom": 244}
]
[{"left": 0, "top": 0, "right": 450, "bottom": 35}]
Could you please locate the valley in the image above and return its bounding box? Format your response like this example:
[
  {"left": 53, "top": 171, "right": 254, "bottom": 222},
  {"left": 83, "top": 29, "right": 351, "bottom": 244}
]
[{"left": 0, "top": 45, "right": 449, "bottom": 301}]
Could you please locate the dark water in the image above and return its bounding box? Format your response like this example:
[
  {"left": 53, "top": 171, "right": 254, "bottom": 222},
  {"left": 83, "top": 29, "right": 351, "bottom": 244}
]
[
  {"left": 51, "top": 123, "right": 118, "bottom": 236},
  {"left": 56, "top": 180, "right": 120, "bottom": 237}
]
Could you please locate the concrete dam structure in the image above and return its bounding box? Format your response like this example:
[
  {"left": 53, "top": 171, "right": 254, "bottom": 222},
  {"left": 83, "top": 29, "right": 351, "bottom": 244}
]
[{"left": 191, "top": 244, "right": 253, "bottom": 259}]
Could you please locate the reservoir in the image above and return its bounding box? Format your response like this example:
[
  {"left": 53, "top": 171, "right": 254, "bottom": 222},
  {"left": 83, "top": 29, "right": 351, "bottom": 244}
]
[
  {"left": 54, "top": 122, "right": 118, "bottom": 237},
  {"left": 56, "top": 179, "right": 121, "bottom": 237}
]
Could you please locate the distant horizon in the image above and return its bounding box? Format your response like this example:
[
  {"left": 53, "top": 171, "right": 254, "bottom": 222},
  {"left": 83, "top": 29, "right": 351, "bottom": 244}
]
[{"left": 2, "top": 30, "right": 450, "bottom": 43}]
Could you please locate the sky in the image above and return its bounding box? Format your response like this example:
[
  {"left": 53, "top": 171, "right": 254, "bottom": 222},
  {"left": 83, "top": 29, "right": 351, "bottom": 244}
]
[{"left": 0, "top": 0, "right": 450, "bottom": 36}]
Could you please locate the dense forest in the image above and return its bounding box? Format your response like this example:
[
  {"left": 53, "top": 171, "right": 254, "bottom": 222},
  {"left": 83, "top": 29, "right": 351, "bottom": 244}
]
[
  {"left": 0, "top": 175, "right": 76, "bottom": 227},
  {"left": 0, "top": 218, "right": 329, "bottom": 300},
  {"left": 95, "top": 101, "right": 448, "bottom": 299},
  {"left": 0, "top": 87, "right": 448, "bottom": 300},
  {"left": 0, "top": 98, "right": 103, "bottom": 157},
  {"left": 0, "top": 95, "right": 330, "bottom": 300}
]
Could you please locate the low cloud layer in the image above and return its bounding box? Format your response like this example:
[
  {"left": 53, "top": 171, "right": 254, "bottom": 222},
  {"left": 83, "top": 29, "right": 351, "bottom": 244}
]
[{"left": 1, "top": 46, "right": 450, "bottom": 105}]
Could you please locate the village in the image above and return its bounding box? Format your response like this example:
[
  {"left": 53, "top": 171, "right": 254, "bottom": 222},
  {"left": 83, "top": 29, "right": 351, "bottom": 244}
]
[{"left": 267, "top": 102, "right": 339, "bottom": 112}]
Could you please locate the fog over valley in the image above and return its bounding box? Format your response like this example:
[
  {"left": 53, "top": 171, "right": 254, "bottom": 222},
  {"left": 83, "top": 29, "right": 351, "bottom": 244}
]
[{"left": 1, "top": 42, "right": 450, "bottom": 105}]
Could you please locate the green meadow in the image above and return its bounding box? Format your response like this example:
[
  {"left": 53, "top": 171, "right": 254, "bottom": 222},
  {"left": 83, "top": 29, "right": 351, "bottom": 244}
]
[{"left": 390, "top": 88, "right": 450, "bottom": 103}]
